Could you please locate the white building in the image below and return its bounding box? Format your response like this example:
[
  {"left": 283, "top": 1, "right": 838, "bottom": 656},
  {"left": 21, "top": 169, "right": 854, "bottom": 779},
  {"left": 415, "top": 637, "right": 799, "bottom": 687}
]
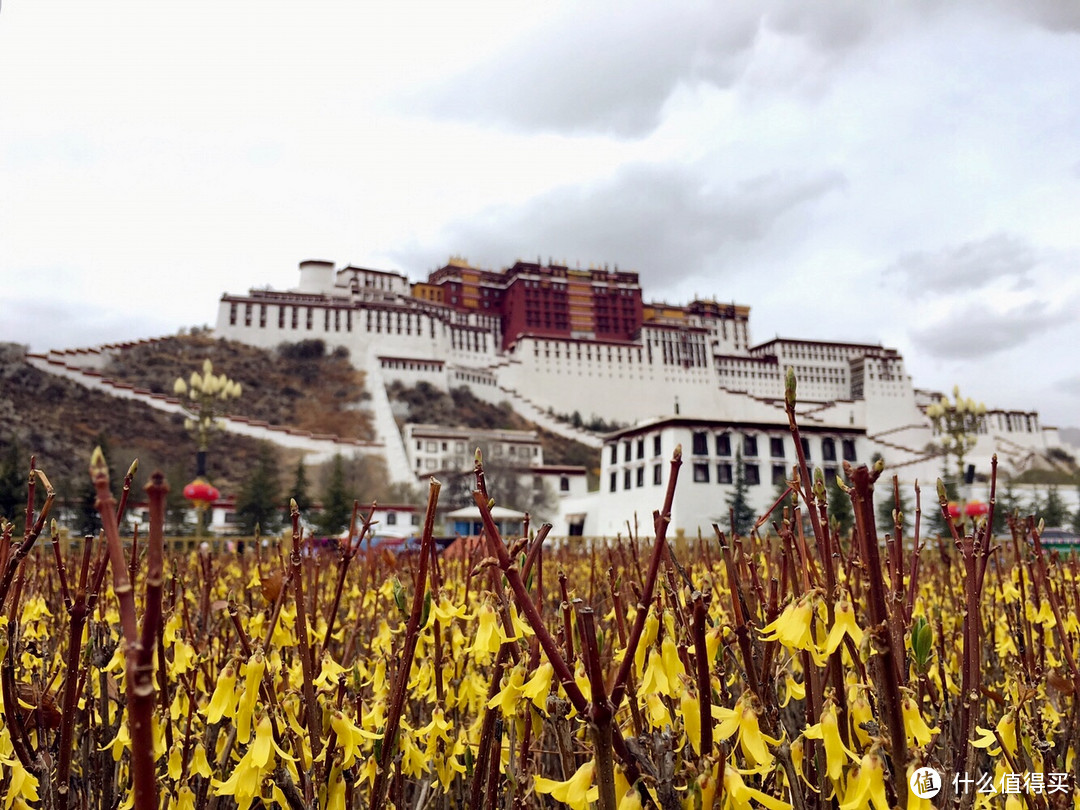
[
  {"left": 404, "top": 423, "right": 544, "bottom": 474},
  {"left": 553, "top": 416, "right": 870, "bottom": 538},
  {"left": 213, "top": 259, "right": 1065, "bottom": 534}
]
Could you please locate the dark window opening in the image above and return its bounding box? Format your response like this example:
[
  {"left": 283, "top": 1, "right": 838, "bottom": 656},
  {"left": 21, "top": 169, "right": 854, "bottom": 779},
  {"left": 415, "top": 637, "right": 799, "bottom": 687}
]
[
  {"left": 716, "top": 433, "right": 731, "bottom": 456},
  {"left": 692, "top": 432, "right": 709, "bottom": 456}
]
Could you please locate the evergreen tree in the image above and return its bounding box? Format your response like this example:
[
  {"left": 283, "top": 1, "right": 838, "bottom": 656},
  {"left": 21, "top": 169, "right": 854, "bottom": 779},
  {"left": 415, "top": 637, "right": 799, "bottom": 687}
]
[
  {"left": 164, "top": 464, "right": 193, "bottom": 536},
  {"left": 993, "top": 478, "right": 1021, "bottom": 537},
  {"left": 236, "top": 443, "right": 281, "bottom": 534},
  {"left": 827, "top": 471, "right": 855, "bottom": 536},
  {"left": 0, "top": 439, "right": 24, "bottom": 529},
  {"left": 286, "top": 459, "right": 312, "bottom": 524},
  {"left": 317, "top": 454, "right": 353, "bottom": 536},
  {"left": 1070, "top": 485, "right": 1080, "bottom": 535},
  {"left": 77, "top": 479, "right": 101, "bottom": 537},
  {"left": 927, "top": 475, "right": 959, "bottom": 537},
  {"left": 1041, "top": 485, "right": 1068, "bottom": 528},
  {"left": 727, "top": 449, "right": 755, "bottom": 537},
  {"left": 876, "top": 480, "right": 910, "bottom": 533}
]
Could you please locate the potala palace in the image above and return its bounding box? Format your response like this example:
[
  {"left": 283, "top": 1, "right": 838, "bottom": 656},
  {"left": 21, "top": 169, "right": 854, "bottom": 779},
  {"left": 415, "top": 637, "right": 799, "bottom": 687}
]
[{"left": 214, "top": 258, "right": 1064, "bottom": 536}]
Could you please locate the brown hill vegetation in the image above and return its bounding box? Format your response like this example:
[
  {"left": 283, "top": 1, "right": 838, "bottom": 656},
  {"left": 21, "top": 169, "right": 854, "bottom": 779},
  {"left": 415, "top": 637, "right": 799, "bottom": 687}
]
[
  {"left": 0, "top": 343, "right": 266, "bottom": 498},
  {"left": 104, "top": 331, "right": 375, "bottom": 441}
]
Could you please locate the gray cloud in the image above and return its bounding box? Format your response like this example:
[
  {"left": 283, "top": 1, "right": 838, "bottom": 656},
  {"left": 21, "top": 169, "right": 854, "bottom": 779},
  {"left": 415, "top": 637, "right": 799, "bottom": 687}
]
[
  {"left": 390, "top": 162, "right": 846, "bottom": 288},
  {"left": 401, "top": 3, "right": 885, "bottom": 137},
  {"left": 1058, "top": 376, "right": 1080, "bottom": 396},
  {"left": 909, "top": 299, "right": 1072, "bottom": 359},
  {"left": 887, "top": 234, "right": 1039, "bottom": 297},
  {"left": 402, "top": 1, "right": 1080, "bottom": 139}
]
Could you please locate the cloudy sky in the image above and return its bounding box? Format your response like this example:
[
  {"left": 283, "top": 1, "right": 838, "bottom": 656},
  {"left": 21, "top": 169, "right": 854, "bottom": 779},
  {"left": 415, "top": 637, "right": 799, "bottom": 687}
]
[{"left": 2, "top": 1, "right": 1079, "bottom": 428}]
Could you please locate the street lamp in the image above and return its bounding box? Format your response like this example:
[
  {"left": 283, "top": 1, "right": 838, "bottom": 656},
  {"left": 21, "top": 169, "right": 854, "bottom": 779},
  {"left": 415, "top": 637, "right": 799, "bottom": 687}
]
[
  {"left": 927, "top": 386, "right": 987, "bottom": 531},
  {"left": 173, "top": 359, "right": 241, "bottom": 537}
]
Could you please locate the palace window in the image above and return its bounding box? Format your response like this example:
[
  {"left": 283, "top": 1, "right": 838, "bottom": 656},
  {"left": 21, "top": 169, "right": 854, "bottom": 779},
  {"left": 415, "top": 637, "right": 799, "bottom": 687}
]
[
  {"left": 692, "top": 432, "right": 708, "bottom": 456},
  {"left": 716, "top": 433, "right": 731, "bottom": 456}
]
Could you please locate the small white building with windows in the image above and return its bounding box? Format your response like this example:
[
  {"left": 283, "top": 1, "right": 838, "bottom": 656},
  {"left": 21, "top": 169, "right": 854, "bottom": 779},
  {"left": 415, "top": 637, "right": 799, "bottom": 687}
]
[
  {"left": 403, "top": 423, "right": 587, "bottom": 518},
  {"left": 403, "top": 424, "right": 544, "bottom": 474},
  {"left": 556, "top": 415, "right": 871, "bottom": 538}
]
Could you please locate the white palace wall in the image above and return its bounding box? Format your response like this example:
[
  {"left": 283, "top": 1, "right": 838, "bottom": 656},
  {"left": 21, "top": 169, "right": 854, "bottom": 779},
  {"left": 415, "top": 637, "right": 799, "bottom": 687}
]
[{"left": 214, "top": 262, "right": 1064, "bottom": 502}]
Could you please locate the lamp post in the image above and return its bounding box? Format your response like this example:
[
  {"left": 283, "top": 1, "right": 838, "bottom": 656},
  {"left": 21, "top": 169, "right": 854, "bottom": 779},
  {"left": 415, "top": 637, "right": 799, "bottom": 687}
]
[
  {"left": 174, "top": 359, "right": 241, "bottom": 538},
  {"left": 928, "top": 386, "right": 987, "bottom": 532},
  {"left": 926, "top": 386, "right": 987, "bottom": 484}
]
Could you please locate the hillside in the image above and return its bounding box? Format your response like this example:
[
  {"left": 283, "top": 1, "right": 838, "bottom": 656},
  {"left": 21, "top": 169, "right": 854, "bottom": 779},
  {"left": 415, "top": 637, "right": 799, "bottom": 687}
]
[
  {"left": 0, "top": 343, "right": 269, "bottom": 499},
  {"left": 103, "top": 332, "right": 375, "bottom": 441}
]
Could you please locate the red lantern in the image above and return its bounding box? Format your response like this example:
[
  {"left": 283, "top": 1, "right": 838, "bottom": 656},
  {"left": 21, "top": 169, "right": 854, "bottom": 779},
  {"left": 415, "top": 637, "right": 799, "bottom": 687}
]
[
  {"left": 965, "top": 501, "right": 988, "bottom": 517},
  {"left": 183, "top": 477, "right": 220, "bottom": 508},
  {"left": 947, "top": 502, "right": 960, "bottom": 518}
]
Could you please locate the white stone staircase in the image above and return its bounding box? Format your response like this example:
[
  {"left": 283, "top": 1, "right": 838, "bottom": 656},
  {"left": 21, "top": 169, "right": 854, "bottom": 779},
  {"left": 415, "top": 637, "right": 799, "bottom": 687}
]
[
  {"left": 493, "top": 385, "right": 604, "bottom": 448},
  {"left": 362, "top": 345, "right": 415, "bottom": 483}
]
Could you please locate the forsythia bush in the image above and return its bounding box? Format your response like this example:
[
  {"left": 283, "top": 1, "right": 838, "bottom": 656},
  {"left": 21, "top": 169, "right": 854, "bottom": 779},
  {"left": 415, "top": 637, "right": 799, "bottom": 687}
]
[{"left": 1, "top": 388, "right": 1078, "bottom": 810}]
